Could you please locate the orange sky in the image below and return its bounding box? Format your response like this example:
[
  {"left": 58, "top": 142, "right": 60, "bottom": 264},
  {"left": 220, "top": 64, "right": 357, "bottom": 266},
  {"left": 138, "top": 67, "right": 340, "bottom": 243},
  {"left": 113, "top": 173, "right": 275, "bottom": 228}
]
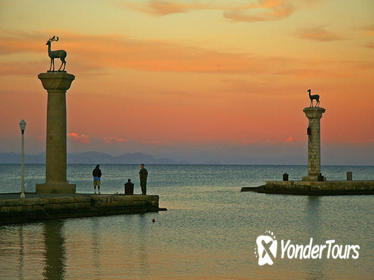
[{"left": 0, "top": 0, "right": 373, "bottom": 164}]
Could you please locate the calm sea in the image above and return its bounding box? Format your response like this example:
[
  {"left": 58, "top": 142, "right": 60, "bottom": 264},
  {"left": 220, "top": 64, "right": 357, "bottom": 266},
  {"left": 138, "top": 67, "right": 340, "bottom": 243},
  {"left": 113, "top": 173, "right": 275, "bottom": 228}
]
[{"left": 0, "top": 164, "right": 373, "bottom": 279}]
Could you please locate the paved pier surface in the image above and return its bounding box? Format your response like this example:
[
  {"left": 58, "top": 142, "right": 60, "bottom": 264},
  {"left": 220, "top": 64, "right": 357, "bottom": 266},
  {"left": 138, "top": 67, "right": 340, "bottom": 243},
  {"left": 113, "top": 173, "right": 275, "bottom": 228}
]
[
  {"left": 0, "top": 193, "right": 165, "bottom": 225},
  {"left": 241, "top": 180, "right": 374, "bottom": 195}
]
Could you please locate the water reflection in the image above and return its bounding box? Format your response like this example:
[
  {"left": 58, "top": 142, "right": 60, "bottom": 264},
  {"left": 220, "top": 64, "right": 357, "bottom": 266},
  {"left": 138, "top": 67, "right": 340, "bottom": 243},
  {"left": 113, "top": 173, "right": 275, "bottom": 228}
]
[
  {"left": 18, "top": 225, "right": 24, "bottom": 280},
  {"left": 91, "top": 217, "right": 101, "bottom": 280},
  {"left": 138, "top": 214, "right": 149, "bottom": 276},
  {"left": 43, "top": 220, "right": 66, "bottom": 280},
  {"left": 0, "top": 182, "right": 372, "bottom": 280},
  {"left": 306, "top": 196, "right": 321, "bottom": 237},
  {"left": 305, "top": 196, "right": 324, "bottom": 280}
]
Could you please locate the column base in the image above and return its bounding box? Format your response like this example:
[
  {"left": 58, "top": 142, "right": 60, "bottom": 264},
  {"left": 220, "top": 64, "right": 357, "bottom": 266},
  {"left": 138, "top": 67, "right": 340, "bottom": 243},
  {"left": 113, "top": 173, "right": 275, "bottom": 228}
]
[
  {"left": 302, "top": 175, "right": 319, "bottom": 182},
  {"left": 36, "top": 182, "right": 76, "bottom": 194}
]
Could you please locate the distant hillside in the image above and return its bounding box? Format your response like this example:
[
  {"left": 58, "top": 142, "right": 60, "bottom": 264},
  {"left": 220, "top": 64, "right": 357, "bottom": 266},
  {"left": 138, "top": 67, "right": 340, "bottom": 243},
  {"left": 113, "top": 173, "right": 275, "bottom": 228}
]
[
  {"left": 0, "top": 152, "right": 45, "bottom": 164},
  {"left": 0, "top": 152, "right": 176, "bottom": 164}
]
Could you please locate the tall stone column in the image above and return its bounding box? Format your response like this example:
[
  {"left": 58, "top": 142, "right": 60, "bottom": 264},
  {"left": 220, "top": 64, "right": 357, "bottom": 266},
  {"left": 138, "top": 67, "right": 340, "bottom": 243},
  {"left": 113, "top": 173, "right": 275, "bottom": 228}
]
[
  {"left": 36, "top": 72, "right": 76, "bottom": 194},
  {"left": 302, "top": 107, "right": 326, "bottom": 181}
]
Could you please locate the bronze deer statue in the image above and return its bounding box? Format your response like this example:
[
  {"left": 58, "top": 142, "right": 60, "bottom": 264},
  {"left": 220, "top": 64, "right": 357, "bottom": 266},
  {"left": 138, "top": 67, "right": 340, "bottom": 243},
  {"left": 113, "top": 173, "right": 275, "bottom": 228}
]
[
  {"left": 46, "top": 36, "right": 67, "bottom": 71},
  {"left": 308, "top": 89, "right": 320, "bottom": 107}
]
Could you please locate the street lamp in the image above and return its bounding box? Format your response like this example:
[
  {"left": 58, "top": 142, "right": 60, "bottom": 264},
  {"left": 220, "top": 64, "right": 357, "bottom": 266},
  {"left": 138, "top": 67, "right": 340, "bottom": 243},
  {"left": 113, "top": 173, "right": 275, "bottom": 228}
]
[{"left": 19, "top": 120, "right": 26, "bottom": 199}]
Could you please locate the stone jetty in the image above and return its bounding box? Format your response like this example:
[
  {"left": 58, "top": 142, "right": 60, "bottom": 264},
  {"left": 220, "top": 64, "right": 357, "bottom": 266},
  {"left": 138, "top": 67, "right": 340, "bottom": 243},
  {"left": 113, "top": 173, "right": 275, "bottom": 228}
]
[
  {"left": 0, "top": 193, "right": 165, "bottom": 225},
  {"left": 241, "top": 181, "right": 374, "bottom": 195},
  {"left": 242, "top": 102, "right": 374, "bottom": 195}
]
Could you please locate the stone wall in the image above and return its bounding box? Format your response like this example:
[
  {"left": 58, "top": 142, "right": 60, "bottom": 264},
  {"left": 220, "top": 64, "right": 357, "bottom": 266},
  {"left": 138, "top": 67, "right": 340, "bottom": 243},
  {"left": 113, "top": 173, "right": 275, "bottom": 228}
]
[
  {"left": 0, "top": 194, "right": 160, "bottom": 225},
  {"left": 263, "top": 180, "right": 374, "bottom": 195}
]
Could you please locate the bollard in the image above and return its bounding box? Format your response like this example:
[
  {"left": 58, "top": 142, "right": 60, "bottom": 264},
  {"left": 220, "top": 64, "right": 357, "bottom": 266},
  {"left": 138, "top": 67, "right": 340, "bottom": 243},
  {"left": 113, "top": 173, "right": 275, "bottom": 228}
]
[
  {"left": 283, "top": 173, "right": 289, "bottom": 181},
  {"left": 347, "top": 171, "right": 353, "bottom": 181}
]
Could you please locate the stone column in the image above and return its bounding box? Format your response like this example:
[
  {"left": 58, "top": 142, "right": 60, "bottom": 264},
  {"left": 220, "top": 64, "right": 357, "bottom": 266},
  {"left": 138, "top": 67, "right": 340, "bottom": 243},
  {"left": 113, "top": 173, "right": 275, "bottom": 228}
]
[
  {"left": 36, "top": 72, "right": 76, "bottom": 194},
  {"left": 302, "top": 107, "right": 325, "bottom": 181}
]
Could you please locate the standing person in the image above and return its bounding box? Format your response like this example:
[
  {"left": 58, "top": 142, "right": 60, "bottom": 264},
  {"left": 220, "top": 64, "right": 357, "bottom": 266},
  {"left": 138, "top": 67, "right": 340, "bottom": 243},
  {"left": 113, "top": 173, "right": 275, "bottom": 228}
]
[
  {"left": 92, "top": 164, "right": 102, "bottom": 194},
  {"left": 139, "top": 164, "right": 148, "bottom": 195}
]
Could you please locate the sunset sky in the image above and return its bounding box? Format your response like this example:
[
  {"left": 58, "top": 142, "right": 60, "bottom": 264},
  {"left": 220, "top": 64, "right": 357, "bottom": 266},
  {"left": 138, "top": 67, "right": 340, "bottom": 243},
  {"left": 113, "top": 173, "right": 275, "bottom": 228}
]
[{"left": 1, "top": 0, "right": 373, "bottom": 164}]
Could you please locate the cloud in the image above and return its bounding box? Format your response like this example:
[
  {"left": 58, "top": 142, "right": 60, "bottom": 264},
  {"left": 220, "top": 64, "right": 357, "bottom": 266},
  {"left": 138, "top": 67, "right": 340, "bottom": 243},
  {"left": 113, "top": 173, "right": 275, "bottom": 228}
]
[
  {"left": 224, "top": 0, "right": 294, "bottom": 22},
  {"left": 366, "top": 42, "right": 374, "bottom": 49},
  {"left": 103, "top": 137, "right": 128, "bottom": 144},
  {"left": 140, "top": 138, "right": 173, "bottom": 145},
  {"left": 68, "top": 132, "right": 91, "bottom": 144},
  {"left": 296, "top": 26, "right": 344, "bottom": 42},
  {"left": 353, "top": 25, "right": 374, "bottom": 50},
  {"left": 0, "top": 30, "right": 45, "bottom": 55},
  {"left": 361, "top": 26, "right": 374, "bottom": 49},
  {"left": 0, "top": 29, "right": 366, "bottom": 78},
  {"left": 362, "top": 25, "right": 374, "bottom": 37},
  {"left": 284, "top": 136, "right": 294, "bottom": 143},
  {"left": 0, "top": 61, "right": 44, "bottom": 76},
  {"left": 276, "top": 68, "right": 350, "bottom": 78},
  {"left": 121, "top": 0, "right": 217, "bottom": 16},
  {"left": 0, "top": 29, "right": 279, "bottom": 74},
  {"left": 121, "top": 0, "right": 314, "bottom": 22}
]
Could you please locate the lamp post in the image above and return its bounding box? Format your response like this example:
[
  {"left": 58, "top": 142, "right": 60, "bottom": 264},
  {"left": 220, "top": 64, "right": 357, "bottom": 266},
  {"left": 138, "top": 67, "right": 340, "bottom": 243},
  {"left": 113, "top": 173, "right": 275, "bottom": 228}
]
[{"left": 19, "top": 120, "right": 26, "bottom": 199}]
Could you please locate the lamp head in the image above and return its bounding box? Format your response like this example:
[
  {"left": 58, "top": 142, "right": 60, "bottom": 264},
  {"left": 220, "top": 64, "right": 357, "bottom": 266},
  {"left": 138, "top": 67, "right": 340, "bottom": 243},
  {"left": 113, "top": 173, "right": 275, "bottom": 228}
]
[{"left": 19, "top": 120, "right": 26, "bottom": 133}]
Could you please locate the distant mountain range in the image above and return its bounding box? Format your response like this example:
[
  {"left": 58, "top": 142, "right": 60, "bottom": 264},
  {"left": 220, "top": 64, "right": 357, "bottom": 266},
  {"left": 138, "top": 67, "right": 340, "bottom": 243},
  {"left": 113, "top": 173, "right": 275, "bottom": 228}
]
[{"left": 0, "top": 152, "right": 176, "bottom": 164}]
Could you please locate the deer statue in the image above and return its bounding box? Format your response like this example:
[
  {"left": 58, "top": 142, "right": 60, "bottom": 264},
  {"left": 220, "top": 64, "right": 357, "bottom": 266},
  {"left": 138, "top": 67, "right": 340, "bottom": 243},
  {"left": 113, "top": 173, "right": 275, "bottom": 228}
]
[
  {"left": 46, "top": 36, "right": 67, "bottom": 71},
  {"left": 308, "top": 89, "right": 320, "bottom": 107}
]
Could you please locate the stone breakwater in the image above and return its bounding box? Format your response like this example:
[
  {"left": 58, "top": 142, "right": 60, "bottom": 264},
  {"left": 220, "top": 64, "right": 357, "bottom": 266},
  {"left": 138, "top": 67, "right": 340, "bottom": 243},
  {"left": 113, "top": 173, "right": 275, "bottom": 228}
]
[
  {"left": 241, "top": 181, "right": 374, "bottom": 195},
  {"left": 0, "top": 193, "right": 164, "bottom": 225}
]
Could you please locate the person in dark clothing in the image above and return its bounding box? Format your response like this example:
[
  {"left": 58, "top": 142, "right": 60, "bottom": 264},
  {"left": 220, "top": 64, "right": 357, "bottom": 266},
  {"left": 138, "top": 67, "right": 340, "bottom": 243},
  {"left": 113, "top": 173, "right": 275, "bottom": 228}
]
[
  {"left": 139, "top": 164, "right": 148, "bottom": 195},
  {"left": 124, "top": 178, "right": 134, "bottom": 195},
  {"left": 92, "top": 164, "right": 102, "bottom": 194}
]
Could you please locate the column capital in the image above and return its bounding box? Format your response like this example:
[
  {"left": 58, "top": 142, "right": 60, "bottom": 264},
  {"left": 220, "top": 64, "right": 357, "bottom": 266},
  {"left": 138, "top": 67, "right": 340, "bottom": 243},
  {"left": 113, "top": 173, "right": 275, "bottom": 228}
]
[
  {"left": 38, "top": 72, "right": 75, "bottom": 92},
  {"left": 303, "top": 107, "right": 326, "bottom": 119}
]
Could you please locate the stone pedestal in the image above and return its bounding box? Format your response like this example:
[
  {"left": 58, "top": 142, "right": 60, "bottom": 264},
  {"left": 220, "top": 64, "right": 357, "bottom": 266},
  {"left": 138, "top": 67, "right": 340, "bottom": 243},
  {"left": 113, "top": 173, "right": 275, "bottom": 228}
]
[
  {"left": 302, "top": 107, "right": 325, "bottom": 181},
  {"left": 36, "top": 72, "right": 76, "bottom": 194}
]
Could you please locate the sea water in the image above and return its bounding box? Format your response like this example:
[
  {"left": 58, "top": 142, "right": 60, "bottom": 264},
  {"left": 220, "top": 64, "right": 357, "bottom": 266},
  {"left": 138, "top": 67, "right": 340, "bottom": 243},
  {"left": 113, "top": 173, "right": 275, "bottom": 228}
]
[{"left": 0, "top": 164, "right": 373, "bottom": 279}]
